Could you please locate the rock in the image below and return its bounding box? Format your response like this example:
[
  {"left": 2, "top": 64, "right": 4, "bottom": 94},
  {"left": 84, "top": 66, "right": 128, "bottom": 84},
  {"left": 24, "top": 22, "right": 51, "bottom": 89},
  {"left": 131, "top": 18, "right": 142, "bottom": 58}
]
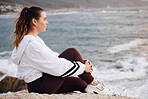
[
  {"left": 0, "top": 71, "right": 3, "bottom": 77},
  {"left": 115, "top": 65, "right": 123, "bottom": 69},
  {"left": 0, "top": 71, "right": 7, "bottom": 81},
  {"left": 0, "top": 76, "right": 27, "bottom": 93}
]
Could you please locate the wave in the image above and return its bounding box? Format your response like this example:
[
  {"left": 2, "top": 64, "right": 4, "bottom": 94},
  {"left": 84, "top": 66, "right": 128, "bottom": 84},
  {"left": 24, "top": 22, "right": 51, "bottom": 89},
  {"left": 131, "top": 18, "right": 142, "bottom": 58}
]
[
  {"left": 107, "top": 39, "right": 147, "bottom": 54},
  {"left": 95, "top": 57, "right": 148, "bottom": 80},
  {"left": 0, "top": 14, "right": 17, "bottom": 19},
  {"left": 0, "top": 51, "right": 12, "bottom": 59},
  {"left": 100, "top": 9, "right": 143, "bottom": 13},
  {"left": 47, "top": 11, "right": 81, "bottom": 16},
  {"left": 116, "top": 57, "right": 148, "bottom": 73},
  {"left": 94, "top": 56, "right": 148, "bottom": 99},
  {"left": 0, "top": 51, "right": 12, "bottom": 55},
  {"left": 0, "top": 58, "right": 17, "bottom": 78}
]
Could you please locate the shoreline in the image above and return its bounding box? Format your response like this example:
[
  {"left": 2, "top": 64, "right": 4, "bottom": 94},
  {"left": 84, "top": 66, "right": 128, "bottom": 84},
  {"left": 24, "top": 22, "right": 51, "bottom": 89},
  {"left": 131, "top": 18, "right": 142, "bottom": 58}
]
[
  {"left": 0, "top": 90, "right": 140, "bottom": 99},
  {"left": 1, "top": 6, "right": 148, "bottom": 16}
]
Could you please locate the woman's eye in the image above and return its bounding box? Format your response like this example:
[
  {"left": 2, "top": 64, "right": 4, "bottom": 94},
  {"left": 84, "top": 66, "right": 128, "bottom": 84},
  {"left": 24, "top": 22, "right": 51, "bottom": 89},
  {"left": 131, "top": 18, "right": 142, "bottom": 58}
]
[{"left": 44, "top": 18, "right": 47, "bottom": 21}]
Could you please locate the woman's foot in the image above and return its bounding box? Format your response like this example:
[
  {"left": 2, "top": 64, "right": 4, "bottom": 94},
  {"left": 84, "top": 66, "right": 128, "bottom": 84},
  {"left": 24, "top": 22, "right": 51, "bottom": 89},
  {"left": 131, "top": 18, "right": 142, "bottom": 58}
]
[{"left": 85, "top": 81, "right": 116, "bottom": 96}]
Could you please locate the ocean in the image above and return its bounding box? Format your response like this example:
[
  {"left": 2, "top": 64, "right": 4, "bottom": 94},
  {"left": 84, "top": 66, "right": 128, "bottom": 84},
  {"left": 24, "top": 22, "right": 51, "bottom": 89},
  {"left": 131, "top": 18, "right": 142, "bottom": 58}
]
[{"left": 0, "top": 7, "right": 148, "bottom": 99}]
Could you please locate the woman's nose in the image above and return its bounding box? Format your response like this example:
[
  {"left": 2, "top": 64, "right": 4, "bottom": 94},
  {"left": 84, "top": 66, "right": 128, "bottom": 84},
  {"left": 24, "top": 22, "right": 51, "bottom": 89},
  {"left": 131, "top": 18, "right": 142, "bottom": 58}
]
[{"left": 46, "top": 21, "right": 48, "bottom": 25}]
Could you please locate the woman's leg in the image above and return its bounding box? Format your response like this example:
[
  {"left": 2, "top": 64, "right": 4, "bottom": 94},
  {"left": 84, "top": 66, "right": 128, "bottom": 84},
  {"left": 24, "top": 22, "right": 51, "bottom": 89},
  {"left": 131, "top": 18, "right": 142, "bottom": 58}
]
[
  {"left": 59, "top": 48, "right": 94, "bottom": 84},
  {"left": 27, "top": 73, "right": 65, "bottom": 94},
  {"left": 27, "top": 73, "right": 88, "bottom": 94},
  {"left": 59, "top": 48, "right": 85, "bottom": 63},
  {"left": 56, "top": 77, "right": 87, "bottom": 93},
  {"left": 41, "top": 73, "right": 65, "bottom": 94}
]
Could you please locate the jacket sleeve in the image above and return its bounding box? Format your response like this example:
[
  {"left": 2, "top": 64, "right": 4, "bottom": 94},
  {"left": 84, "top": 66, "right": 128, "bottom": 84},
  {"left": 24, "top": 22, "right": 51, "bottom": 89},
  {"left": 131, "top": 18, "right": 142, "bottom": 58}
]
[{"left": 28, "top": 40, "right": 85, "bottom": 77}]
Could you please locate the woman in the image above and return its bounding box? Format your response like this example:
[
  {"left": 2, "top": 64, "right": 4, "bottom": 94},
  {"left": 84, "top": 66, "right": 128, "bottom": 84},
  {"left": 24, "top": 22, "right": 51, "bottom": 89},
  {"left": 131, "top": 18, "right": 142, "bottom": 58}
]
[{"left": 11, "top": 6, "right": 113, "bottom": 95}]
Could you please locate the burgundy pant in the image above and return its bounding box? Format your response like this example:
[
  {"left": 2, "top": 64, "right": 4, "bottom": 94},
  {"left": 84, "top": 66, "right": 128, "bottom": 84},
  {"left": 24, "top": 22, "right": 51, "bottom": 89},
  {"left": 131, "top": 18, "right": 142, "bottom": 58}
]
[{"left": 27, "top": 48, "right": 94, "bottom": 94}]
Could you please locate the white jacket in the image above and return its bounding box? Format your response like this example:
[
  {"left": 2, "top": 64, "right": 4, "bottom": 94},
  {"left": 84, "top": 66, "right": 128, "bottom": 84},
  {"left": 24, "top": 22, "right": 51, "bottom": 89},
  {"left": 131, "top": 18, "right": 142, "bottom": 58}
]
[{"left": 11, "top": 35, "right": 85, "bottom": 83}]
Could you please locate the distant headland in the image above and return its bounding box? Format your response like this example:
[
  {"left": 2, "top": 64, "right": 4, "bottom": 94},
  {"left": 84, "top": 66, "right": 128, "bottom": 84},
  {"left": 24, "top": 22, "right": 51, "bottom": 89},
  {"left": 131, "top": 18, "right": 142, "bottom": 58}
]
[{"left": 1, "top": 0, "right": 148, "bottom": 15}]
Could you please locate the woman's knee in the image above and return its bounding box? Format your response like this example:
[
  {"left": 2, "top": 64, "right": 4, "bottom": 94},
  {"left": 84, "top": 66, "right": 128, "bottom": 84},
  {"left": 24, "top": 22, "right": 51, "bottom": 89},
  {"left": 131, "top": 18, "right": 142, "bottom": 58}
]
[
  {"left": 66, "top": 48, "right": 78, "bottom": 52},
  {"left": 67, "top": 77, "right": 87, "bottom": 90},
  {"left": 66, "top": 48, "right": 80, "bottom": 55}
]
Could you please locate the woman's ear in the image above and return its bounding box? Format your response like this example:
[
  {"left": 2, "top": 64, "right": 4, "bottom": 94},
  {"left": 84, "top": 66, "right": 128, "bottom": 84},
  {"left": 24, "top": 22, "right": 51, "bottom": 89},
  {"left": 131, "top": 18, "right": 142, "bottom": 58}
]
[{"left": 32, "top": 18, "right": 37, "bottom": 26}]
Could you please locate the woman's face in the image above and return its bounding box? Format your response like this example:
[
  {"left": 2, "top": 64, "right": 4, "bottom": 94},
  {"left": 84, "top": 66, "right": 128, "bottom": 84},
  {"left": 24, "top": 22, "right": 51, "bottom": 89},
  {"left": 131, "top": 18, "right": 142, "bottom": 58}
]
[{"left": 36, "top": 11, "right": 48, "bottom": 32}]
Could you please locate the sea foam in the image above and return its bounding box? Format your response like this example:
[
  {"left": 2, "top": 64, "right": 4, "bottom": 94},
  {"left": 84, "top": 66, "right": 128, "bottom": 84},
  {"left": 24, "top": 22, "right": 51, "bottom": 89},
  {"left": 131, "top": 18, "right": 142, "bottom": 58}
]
[
  {"left": 107, "top": 39, "right": 147, "bottom": 54},
  {"left": 0, "top": 58, "right": 17, "bottom": 78}
]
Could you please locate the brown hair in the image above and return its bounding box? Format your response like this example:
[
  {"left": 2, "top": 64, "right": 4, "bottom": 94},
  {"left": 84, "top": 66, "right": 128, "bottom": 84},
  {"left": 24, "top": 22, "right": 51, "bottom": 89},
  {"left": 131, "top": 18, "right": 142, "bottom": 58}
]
[{"left": 10, "top": 6, "right": 44, "bottom": 50}]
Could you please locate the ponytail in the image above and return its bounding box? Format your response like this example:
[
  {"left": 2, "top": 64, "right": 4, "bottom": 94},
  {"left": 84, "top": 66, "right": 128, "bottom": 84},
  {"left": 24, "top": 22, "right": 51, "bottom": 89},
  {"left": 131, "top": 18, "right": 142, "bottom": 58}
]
[{"left": 10, "top": 6, "right": 44, "bottom": 50}]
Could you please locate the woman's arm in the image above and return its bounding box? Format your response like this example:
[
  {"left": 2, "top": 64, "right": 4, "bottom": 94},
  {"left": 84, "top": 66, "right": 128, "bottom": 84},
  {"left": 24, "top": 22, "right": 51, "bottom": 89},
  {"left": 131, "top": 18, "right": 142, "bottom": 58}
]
[{"left": 28, "top": 40, "right": 86, "bottom": 77}]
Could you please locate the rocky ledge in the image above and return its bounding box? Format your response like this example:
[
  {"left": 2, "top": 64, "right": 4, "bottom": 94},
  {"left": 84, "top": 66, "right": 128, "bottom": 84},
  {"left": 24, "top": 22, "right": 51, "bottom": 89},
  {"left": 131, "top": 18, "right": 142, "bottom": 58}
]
[
  {"left": 0, "top": 72, "right": 140, "bottom": 99},
  {"left": 0, "top": 90, "right": 140, "bottom": 99},
  {"left": 0, "top": 72, "right": 139, "bottom": 99},
  {"left": 0, "top": 3, "right": 22, "bottom": 15}
]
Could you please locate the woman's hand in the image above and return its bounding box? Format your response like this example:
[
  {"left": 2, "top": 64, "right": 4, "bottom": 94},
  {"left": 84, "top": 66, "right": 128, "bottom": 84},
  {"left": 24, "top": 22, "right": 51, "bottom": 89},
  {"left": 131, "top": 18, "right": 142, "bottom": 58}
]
[{"left": 84, "top": 60, "right": 93, "bottom": 73}]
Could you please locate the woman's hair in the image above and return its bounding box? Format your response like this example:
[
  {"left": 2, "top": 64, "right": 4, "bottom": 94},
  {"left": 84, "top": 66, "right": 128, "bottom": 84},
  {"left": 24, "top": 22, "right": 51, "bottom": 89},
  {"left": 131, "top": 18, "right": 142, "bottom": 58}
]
[{"left": 10, "top": 6, "right": 44, "bottom": 50}]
